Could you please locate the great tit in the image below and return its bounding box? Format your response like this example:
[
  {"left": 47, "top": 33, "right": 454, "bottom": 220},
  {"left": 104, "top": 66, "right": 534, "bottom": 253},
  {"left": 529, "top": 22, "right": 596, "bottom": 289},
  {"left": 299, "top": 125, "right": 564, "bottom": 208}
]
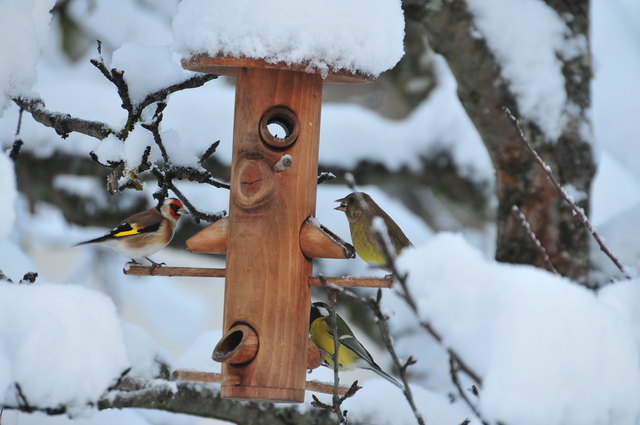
[
  {"left": 309, "top": 301, "right": 403, "bottom": 389},
  {"left": 335, "top": 192, "right": 412, "bottom": 268},
  {"left": 75, "top": 198, "right": 186, "bottom": 266}
]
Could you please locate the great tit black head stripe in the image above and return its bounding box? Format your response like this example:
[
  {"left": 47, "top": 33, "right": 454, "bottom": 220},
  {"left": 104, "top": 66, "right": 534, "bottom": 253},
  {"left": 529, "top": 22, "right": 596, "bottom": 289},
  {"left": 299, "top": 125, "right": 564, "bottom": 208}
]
[{"left": 310, "top": 302, "right": 331, "bottom": 325}]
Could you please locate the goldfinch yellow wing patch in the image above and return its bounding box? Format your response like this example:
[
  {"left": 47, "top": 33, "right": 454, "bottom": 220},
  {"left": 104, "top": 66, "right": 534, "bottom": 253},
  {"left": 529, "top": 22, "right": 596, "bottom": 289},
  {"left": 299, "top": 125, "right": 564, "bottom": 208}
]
[
  {"left": 113, "top": 226, "right": 141, "bottom": 237},
  {"left": 109, "top": 221, "right": 161, "bottom": 238}
]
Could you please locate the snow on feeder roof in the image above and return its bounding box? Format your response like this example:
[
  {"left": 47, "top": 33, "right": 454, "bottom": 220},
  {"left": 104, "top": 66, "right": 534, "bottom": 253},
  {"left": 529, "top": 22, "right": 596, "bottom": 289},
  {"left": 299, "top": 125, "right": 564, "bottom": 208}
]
[{"left": 172, "top": 0, "right": 405, "bottom": 80}]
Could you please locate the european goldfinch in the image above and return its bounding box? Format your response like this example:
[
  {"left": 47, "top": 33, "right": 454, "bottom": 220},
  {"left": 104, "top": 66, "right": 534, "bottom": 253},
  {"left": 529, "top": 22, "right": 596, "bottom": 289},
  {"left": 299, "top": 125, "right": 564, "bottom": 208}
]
[
  {"left": 75, "top": 198, "right": 186, "bottom": 266},
  {"left": 335, "top": 192, "right": 412, "bottom": 268},
  {"left": 309, "top": 301, "right": 403, "bottom": 389}
]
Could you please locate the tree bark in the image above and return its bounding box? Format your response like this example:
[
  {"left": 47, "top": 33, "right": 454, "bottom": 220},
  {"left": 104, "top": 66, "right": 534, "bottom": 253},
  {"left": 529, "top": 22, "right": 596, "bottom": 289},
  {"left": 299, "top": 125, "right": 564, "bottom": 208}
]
[{"left": 404, "top": 0, "right": 595, "bottom": 282}]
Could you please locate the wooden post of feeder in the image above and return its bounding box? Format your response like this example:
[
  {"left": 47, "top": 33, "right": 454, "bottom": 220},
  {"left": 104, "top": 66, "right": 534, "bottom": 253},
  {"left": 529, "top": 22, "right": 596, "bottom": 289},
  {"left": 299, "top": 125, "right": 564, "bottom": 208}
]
[{"left": 183, "top": 57, "right": 369, "bottom": 402}]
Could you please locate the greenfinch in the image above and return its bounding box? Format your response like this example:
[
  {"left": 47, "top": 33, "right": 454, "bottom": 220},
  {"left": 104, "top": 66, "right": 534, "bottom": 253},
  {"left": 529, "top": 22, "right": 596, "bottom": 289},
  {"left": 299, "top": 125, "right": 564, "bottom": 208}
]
[
  {"left": 335, "top": 192, "right": 412, "bottom": 268},
  {"left": 309, "top": 302, "right": 403, "bottom": 389}
]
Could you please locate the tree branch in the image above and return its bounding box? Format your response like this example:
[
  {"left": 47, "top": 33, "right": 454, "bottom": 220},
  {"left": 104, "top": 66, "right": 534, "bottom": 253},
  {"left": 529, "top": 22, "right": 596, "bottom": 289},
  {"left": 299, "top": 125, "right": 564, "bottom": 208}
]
[
  {"left": 3, "top": 378, "right": 354, "bottom": 425},
  {"left": 12, "top": 97, "right": 114, "bottom": 140},
  {"left": 503, "top": 107, "right": 630, "bottom": 280},
  {"left": 511, "top": 205, "right": 559, "bottom": 275}
]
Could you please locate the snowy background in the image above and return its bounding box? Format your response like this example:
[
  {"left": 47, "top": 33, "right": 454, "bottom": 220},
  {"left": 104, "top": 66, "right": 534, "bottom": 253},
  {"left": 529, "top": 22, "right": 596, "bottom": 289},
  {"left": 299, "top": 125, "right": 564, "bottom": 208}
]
[{"left": 1, "top": 0, "right": 640, "bottom": 424}]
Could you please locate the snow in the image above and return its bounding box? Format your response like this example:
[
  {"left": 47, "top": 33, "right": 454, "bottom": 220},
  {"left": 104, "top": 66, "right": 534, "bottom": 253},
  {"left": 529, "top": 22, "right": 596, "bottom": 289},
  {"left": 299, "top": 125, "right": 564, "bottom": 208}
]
[
  {"left": 175, "top": 330, "right": 222, "bottom": 374},
  {"left": 0, "top": 152, "right": 16, "bottom": 239},
  {"left": 1, "top": 409, "right": 152, "bottom": 425},
  {"left": 590, "top": 202, "right": 640, "bottom": 281},
  {"left": 122, "top": 322, "right": 171, "bottom": 381},
  {"left": 110, "top": 43, "right": 194, "bottom": 106},
  {"left": 0, "top": 0, "right": 56, "bottom": 114},
  {"left": 0, "top": 283, "right": 129, "bottom": 410},
  {"left": 319, "top": 55, "right": 491, "bottom": 178},
  {"left": 172, "top": 0, "right": 405, "bottom": 78},
  {"left": 68, "top": 0, "right": 174, "bottom": 50},
  {"left": 1, "top": 0, "right": 640, "bottom": 424},
  {"left": 393, "top": 233, "right": 640, "bottom": 425},
  {"left": 466, "top": 0, "right": 580, "bottom": 141},
  {"left": 345, "top": 380, "right": 470, "bottom": 425},
  {"left": 592, "top": 0, "right": 640, "bottom": 182}
]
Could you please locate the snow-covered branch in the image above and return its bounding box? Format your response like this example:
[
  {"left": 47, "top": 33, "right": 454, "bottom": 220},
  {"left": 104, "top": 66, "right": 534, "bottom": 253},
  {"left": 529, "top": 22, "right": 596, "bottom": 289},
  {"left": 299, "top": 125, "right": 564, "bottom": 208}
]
[
  {"left": 3, "top": 378, "right": 352, "bottom": 425},
  {"left": 89, "top": 45, "right": 217, "bottom": 140},
  {"left": 12, "top": 97, "right": 114, "bottom": 140}
]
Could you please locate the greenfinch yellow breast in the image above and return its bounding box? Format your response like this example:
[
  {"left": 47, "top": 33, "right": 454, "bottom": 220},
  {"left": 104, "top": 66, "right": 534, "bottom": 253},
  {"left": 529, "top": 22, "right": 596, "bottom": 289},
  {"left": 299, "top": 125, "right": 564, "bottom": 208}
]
[{"left": 335, "top": 192, "right": 412, "bottom": 268}]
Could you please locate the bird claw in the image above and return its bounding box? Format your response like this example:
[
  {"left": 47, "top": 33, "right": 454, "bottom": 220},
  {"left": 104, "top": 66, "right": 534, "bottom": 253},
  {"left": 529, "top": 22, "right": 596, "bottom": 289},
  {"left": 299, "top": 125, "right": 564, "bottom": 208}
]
[{"left": 145, "top": 257, "right": 166, "bottom": 273}]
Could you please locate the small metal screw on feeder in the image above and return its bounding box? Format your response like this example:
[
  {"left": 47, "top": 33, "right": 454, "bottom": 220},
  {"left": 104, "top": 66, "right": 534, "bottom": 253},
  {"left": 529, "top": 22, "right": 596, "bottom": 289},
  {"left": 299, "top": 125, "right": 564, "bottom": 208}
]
[{"left": 170, "top": 0, "right": 405, "bottom": 404}]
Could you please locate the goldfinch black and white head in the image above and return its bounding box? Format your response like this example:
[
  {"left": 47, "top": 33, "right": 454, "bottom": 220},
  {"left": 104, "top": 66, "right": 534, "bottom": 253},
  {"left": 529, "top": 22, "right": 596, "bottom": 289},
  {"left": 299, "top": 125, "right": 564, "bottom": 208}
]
[
  {"left": 75, "top": 198, "right": 186, "bottom": 266},
  {"left": 309, "top": 301, "right": 403, "bottom": 389}
]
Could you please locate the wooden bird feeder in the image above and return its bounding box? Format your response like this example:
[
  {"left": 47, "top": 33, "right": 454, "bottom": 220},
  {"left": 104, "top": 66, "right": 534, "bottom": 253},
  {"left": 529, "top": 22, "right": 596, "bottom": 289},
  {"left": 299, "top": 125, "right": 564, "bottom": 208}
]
[{"left": 125, "top": 57, "right": 394, "bottom": 402}]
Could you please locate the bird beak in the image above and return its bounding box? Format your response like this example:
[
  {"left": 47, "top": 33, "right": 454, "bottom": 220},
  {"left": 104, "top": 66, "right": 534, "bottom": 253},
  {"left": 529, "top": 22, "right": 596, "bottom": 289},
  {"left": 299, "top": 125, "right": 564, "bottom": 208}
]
[
  {"left": 334, "top": 197, "right": 346, "bottom": 212},
  {"left": 178, "top": 207, "right": 187, "bottom": 216}
]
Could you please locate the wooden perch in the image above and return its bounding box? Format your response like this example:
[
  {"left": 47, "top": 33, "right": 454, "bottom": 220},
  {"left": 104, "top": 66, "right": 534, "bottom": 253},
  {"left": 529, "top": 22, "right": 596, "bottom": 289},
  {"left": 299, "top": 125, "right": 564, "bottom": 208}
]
[
  {"left": 172, "top": 370, "right": 349, "bottom": 395},
  {"left": 186, "top": 216, "right": 355, "bottom": 260},
  {"left": 123, "top": 265, "right": 226, "bottom": 277},
  {"left": 186, "top": 217, "right": 229, "bottom": 254},
  {"left": 300, "top": 218, "right": 355, "bottom": 259},
  {"left": 307, "top": 339, "right": 324, "bottom": 370},
  {"left": 123, "top": 265, "right": 392, "bottom": 288},
  {"left": 308, "top": 276, "right": 394, "bottom": 288},
  {"left": 173, "top": 370, "right": 241, "bottom": 386}
]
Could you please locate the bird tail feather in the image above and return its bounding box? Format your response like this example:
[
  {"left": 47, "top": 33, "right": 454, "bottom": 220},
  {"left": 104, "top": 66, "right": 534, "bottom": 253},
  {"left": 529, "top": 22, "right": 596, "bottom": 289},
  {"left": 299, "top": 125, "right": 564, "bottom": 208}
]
[
  {"left": 365, "top": 364, "right": 404, "bottom": 389},
  {"left": 74, "top": 235, "right": 111, "bottom": 246}
]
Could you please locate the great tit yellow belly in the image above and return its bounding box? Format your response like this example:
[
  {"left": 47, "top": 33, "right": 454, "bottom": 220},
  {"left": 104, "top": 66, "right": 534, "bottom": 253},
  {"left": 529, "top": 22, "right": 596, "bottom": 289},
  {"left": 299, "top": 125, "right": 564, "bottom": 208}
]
[{"left": 309, "top": 302, "right": 403, "bottom": 389}]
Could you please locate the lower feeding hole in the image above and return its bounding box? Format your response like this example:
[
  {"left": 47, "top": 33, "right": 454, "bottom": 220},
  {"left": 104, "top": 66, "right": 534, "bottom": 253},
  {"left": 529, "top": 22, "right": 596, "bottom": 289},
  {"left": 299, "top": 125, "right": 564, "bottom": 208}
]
[
  {"left": 213, "top": 330, "right": 243, "bottom": 362},
  {"left": 212, "top": 323, "right": 259, "bottom": 365}
]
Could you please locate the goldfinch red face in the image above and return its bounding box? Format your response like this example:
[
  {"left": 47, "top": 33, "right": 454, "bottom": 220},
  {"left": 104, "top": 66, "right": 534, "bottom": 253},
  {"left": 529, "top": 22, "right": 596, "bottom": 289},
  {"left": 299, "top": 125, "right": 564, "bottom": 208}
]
[{"left": 161, "top": 198, "right": 186, "bottom": 222}]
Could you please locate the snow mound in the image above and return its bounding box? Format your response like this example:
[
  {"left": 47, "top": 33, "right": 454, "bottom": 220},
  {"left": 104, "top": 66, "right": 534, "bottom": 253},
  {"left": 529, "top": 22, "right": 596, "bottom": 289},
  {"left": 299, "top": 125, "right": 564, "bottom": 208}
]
[{"left": 172, "top": 0, "right": 405, "bottom": 78}]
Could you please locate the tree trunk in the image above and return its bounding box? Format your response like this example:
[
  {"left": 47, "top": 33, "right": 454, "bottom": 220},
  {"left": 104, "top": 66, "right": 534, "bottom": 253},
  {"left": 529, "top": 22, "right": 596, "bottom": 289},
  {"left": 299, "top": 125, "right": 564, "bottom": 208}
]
[{"left": 405, "top": 0, "right": 595, "bottom": 283}]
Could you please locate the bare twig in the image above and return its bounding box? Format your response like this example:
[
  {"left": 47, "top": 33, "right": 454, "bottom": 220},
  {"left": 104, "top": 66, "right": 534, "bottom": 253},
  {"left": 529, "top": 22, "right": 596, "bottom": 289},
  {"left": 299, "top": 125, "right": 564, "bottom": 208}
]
[
  {"left": 0, "top": 269, "right": 13, "bottom": 283},
  {"left": 138, "top": 146, "right": 152, "bottom": 173},
  {"left": 327, "top": 278, "right": 347, "bottom": 424},
  {"left": 502, "top": 106, "right": 630, "bottom": 279},
  {"left": 371, "top": 227, "right": 490, "bottom": 423},
  {"left": 141, "top": 109, "right": 170, "bottom": 163},
  {"left": 200, "top": 140, "right": 221, "bottom": 163},
  {"left": 369, "top": 289, "right": 426, "bottom": 425},
  {"left": 19, "top": 272, "right": 38, "bottom": 284},
  {"left": 9, "top": 140, "right": 23, "bottom": 161},
  {"left": 317, "top": 171, "right": 336, "bottom": 185},
  {"left": 449, "top": 357, "right": 486, "bottom": 425},
  {"left": 342, "top": 175, "right": 488, "bottom": 422},
  {"left": 10, "top": 107, "right": 24, "bottom": 160},
  {"left": 315, "top": 276, "right": 364, "bottom": 424},
  {"left": 90, "top": 45, "right": 216, "bottom": 141},
  {"left": 511, "top": 205, "right": 559, "bottom": 275},
  {"left": 151, "top": 167, "right": 227, "bottom": 223},
  {"left": 319, "top": 274, "right": 425, "bottom": 425}
]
